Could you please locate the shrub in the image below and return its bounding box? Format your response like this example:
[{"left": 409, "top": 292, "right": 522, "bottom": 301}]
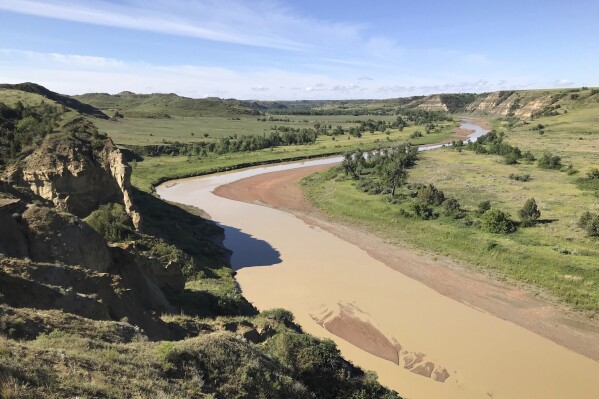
[
  {"left": 509, "top": 173, "right": 531, "bottom": 182},
  {"left": 576, "top": 168, "right": 599, "bottom": 191},
  {"left": 476, "top": 200, "right": 492, "bottom": 216},
  {"left": 443, "top": 198, "right": 465, "bottom": 219},
  {"left": 416, "top": 184, "right": 445, "bottom": 205},
  {"left": 261, "top": 308, "right": 295, "bottom": 326},
  {"left": 409, "top": 131, "right": 423, "bottom": 139},
  {"left": 537, "top": 153, "right": 562, "bottom": 170},
  {"left": 521, "top": 150, "right": 536, "bottom": 163},
  {"left": 519, "top": 198, "right": 541, "bottom": 226},
  {"left": 84, "top": 203, "right": 133, "bottom": 242},
  {"left": 503, "top": 152, "right": 519, "bottom": 165},
  {"left": 586, "top": 216, "right": 599, "bottom": 237},
  {"left": 411, "top": 202, "right": 437, "bottom": 220},
  {"left": 578, "top": 212, "right": 599, "bottom": 237},
  {"left": 481, "top": 209, "right": 517, "bottom": 234}
]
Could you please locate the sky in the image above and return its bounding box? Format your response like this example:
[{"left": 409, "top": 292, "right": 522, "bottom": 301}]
[{"left": 0, "top": 0, "right": 597, "bottom": 100}]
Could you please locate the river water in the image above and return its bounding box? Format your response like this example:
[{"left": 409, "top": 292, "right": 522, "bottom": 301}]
[{"left": 156, "top": 122, "right": 599, "bottom": 399}]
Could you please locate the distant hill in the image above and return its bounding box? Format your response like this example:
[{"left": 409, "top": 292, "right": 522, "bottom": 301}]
[
  {"left": 73, "top": 86, "right": 599, "bottom": 119},
  {"left": 0, "top": 82, "right": 108, "bottom": 119},
  {"left": 74, "top": 91, "right": 263, "bottom": 118}
]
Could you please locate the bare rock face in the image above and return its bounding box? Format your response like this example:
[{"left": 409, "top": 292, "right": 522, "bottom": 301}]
[
  {"left": 21, "top": 206, "right": 112, "bottom": 273},
  {"left": 4, "top": 132, "right": 141, "bottom": 229}
]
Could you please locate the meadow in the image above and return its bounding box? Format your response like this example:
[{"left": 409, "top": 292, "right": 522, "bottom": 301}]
[{"left": 96, "top": 115, "right": 401, "bottom": 146}]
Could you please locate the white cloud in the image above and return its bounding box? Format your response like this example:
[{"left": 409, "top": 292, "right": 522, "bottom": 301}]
[{"left": 554, "top": 79, "right": 574, "bottom": 87}]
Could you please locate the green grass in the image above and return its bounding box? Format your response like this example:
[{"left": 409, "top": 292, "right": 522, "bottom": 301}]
[
  {"left": 303, "top": 105, "right": 599, "bottom": 313},
  {"left": 131, "top": 121, "right": 455, "bottom": 191},
  {"left": 97, "top": 114, "right": 404, "bottom": 145},
  {"left": 0, "top": 89, "right": 56, "bottom": 107}
]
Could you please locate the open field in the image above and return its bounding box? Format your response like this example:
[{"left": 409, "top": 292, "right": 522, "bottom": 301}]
[
  {"left": 130, "top": 120, "right": 455, "bottom": 191},
  {"left": 97, "top": 114, "right": 403, "bottom": 145},
  {"left": 303, "top": 105, "right": 599, "bottom": 312}
]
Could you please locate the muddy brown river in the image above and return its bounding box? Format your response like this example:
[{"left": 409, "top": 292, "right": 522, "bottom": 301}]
[{"left": 157, "top": 125, "right": 599, "bottom": 399}]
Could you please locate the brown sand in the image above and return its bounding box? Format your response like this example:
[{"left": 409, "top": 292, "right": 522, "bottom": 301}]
[{"left": 214, "top": 165, "right": 599, "bottom": 364}]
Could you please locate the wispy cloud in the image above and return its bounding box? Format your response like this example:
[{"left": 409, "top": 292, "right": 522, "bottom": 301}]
[
  {"left": 0, "top": 0, "right": 364, "bottom": 51},
  {"left": 0, "top": 49, "right": 125, "bottom": 68}
]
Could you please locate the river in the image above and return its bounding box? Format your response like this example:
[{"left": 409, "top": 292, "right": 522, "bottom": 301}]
[{"left": 156, "top": 121, "right": 599, "bottom": 399}]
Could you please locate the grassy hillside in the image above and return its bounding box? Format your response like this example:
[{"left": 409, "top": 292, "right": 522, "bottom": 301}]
[
  {"left": 303, "top": 99, "right": 599, "bottom": 313},
  {"left": 74, "top": 92, "right": 260, "bottom": 118},
  {"left": 0, "top": 83, "right": 108, "bottom": 119}
]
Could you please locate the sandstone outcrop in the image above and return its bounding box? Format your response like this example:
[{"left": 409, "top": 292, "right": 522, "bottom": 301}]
[{"left": 4, "top": 128, "right": 141, "bottom": 229}]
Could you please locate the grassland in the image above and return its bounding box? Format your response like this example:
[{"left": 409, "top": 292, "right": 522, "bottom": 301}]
[
  {"left": 96, "top": 115, "right": 400, "bottom": 145},
  {"left": 130, "top": 122, "right": 455, "bottom": 191},
  {"left": 303, "top": 102, "right": 599, "bottom": 312}
]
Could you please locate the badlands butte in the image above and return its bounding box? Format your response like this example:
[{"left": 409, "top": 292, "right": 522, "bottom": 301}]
[{"left": 1, "top": 82, "right": 599, "bottom": 398}]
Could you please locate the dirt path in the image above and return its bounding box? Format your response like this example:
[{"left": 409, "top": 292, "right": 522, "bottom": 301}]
[{"left": 214, "top": 164, "right": 599, "bottom": 364}]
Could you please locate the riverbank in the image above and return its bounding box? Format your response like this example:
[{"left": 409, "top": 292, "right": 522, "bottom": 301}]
[
  {"left": 160, "top": 158, "right": 599, "bottom": 399},
  {"left": 215, "top": 164, "right": 599, "bottom": 363}
]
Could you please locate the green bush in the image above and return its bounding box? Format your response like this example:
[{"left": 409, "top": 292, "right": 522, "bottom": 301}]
[
  {"left": 576, "top": 168, "right": 599, "bottom": 191},
  {"left": 84, "top": 203, "right": 133, "bottom": 242},
  {"left": 578, "top": 211, "right": 599, "bottom": 237},
  {"left": 518, "top": 198, "right": 541, "bottom": 227},
  {"left": 481, "top": 209, "right": 517, "bottom": 234},
  {"left": 443, "top": 198, "right": 465, "bottom": 219},
  {"left": 410, "top": 202, "right": 437, "bottom": 220},
  {"left": 537, "top": 153, "right": 562, "bottom": 170},
  {"left": 416, "top": 183, "right": 445, "bottom": 205},
  {"left": 261, "top": 308, "right": 295, "bottom": 326},
  {"left": 475, "top": 200, "right": 492, "bottom": 216},
  {"left": 521, "top": 150, "right": 536, "bottom": 163},
  {"left": 509, "top": 173, "right": 531, "bottom": 182}
]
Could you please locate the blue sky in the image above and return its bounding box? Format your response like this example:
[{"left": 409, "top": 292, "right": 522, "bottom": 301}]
[{"left": 0, "top": 0, "right": 597, "bottom": 99}]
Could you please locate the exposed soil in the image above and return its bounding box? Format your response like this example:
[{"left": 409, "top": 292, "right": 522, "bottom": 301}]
[{"left": 214, "top": 164, "right": 599, "bottom": 364}]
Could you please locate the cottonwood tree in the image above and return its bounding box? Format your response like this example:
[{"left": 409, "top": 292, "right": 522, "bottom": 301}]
[{"left": 376, "top": 143, "right": 417, "bottom": 196}]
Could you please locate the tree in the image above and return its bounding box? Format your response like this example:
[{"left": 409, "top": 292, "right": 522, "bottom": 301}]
[
  {"left": 481, "top": 209, "right": 517, "bottom": 234},
  {"left": 379, "top": 158, "right": 407, "bottom": 196},
  {"left": 341, "top": 150, "right": 364, "bottom": 179},
  {"left": 519, "top": 198, "right": 541, "bottom": 226},
  {"left": 376, "top": 143, "right": 417, "bottom": 196}
]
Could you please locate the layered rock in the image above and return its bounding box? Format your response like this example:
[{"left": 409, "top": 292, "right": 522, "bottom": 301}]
[
  {"left": 416, "top": 95, "right": 449, "bottom": 112},
  {"left": 4, "top": 128, "right": 141, "bottom": 229}
]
